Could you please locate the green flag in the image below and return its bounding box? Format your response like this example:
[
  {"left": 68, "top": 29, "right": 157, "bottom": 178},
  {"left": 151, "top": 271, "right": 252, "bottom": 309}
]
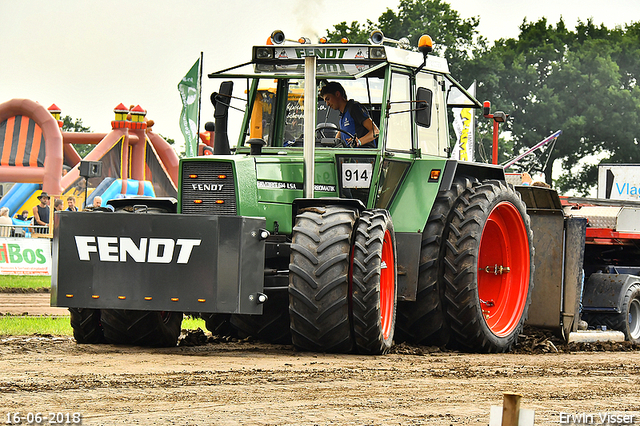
[{"left": 178, "top": 58, "right": 201, "bottom": 157}]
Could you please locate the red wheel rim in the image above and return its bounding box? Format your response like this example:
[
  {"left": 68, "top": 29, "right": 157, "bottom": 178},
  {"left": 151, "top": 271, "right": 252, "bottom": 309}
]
[
  {"left": 477, "top": 201, "right": 530, "bottom": 337},
  {"left": 380, "top": 229, "right": 395, "bottom": 340}
]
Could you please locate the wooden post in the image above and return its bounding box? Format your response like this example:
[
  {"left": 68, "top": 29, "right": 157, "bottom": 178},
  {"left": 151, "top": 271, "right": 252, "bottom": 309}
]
[{"left": 502, "top": 392, "right": 522, "bottom": 426}]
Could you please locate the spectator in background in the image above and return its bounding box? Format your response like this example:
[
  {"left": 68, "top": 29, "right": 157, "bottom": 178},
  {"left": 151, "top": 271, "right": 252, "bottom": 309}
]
[
  {"left": 85, "top": 196, "right": 102, "bottom": 211},
  {"left": 33, "top": 192, "right": 50, "bottom": 233},
  {"left": 66, "top": 195, "right": 78, "bottom": 211},
  {"left": 54, "top": 198, "right": 64, "bottom": 212},
  {"left": 0, "top": 207, "right": 12, "bottom": 237},
  {"left": 14, "top": 210, "right": 30, "bottom": 237},
  {"left": 532, "top": 180, "right": 552, "bottom": 188}
]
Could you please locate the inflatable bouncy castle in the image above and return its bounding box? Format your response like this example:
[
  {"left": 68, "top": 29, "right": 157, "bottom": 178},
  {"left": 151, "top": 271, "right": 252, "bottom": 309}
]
[{"left": 0, "top": 99, "right": 179, "bottom": 214}]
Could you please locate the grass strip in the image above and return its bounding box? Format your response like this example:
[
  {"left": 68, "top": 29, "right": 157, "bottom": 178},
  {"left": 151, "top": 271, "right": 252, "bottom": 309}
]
[
  {"left": 0, "top": 315, "right": 206, "bottom": 336},
  {"left": 0, "top": 276, "right": 51, "bottom": 292}
]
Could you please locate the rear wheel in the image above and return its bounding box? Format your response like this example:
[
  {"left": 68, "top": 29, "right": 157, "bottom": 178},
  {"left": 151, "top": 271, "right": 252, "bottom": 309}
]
[
  {"left": 289, "top": 206, "right": 356, "bottom": 353},
  {"left": 201, "top": 313, "right": 236, "bottom": 338},
  {"left": 69, "top": 308, "right": 104, "bottom": 344},
  {"left": 443, "top": 180, "right": 534, "bottom": 352},
  {"left": 101, "top": 310, "right": 183, "bottom": 347},
  {"left": 352, "top": 210, "right": 397, "bottom": 355},
  {"left": 395, "top": 177, "right": 473, "bottom": 347}
]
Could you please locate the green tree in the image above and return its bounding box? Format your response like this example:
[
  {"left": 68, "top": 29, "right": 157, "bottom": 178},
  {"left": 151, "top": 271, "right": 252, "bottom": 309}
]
[
  {"left": 327, "top": 3, "right": 640, "bottom": 194},
  {"left": 61, "top": 115, "right": 92, "bottom": 158},
  {"left": 469, "top": 18, "right": 640, "bottom": 195},
  {"left": 326, "top": 0, "right": 482, "bottom": 76},
  {"left": 325, "top": 21, "right": 370, "bottom": 44}
]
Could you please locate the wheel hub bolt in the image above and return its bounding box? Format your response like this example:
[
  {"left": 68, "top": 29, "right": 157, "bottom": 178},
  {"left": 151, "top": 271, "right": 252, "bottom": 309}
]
[{"left": 481, "top": 264, "right": 511, "bottom": 275}]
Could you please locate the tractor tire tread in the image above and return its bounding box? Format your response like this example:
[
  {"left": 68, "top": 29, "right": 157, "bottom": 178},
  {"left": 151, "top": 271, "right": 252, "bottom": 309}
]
[{"left": 289, "top": 206, "right": 356, "bottom": 353}]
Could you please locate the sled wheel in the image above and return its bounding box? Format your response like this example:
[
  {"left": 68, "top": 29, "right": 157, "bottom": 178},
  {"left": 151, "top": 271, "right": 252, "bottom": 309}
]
[
  {"left": 444, "top": 180, "right": 534, "bottom": 352},
  {"left": 583, "top": 283, "right": 640, "bottom": 343},
  {"left": 395, "top": 177, "right": 473, "bottom": 346},
  {"left": 628, "top": 290, "right": 640, "bottom": 343},
  {"left": 230, "top": 291, "right": 291, "bottom": 344},
  {"left": 69, "top": 308, "right": 105, "bottom": 344},
  {"left": 352, "top": 210, "right": 397, "bottom": 354},
  {"left": 289, "top": 206, "right": 357, "bottom": 353},
  {"left": 101, "top": 309, "right": 183, "bottom": 347}
]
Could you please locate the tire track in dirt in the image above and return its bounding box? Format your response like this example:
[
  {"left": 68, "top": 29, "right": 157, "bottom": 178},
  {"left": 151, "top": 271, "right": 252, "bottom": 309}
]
[{"left": 0, "top": 337, "right": 639, "bottom": 425}]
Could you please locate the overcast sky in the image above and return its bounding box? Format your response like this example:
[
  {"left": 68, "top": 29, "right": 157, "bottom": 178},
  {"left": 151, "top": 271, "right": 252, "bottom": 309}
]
[{"left": 1, "top": 0, "right": 637, "bottom": 151}]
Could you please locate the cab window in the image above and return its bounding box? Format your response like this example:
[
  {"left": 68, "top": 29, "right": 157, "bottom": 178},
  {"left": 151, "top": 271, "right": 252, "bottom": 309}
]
[
  {"left": 416, "top": 72, "right": 442, "bottom": 156},
  {"left": 245, "top": 77, "right": 383, "bottom": 148},
  {"left": 247, "top": 79, "right": 306, "bottom": 147},
  {"left": 385, "top": 73, "right": 412, "bottom": 151}
]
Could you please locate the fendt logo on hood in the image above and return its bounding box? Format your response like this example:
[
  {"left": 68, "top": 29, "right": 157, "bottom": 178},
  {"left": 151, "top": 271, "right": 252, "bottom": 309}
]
[
  {"left": 75, "top": 236, "right": 201, "bottom": 264},
  {"left": 191, "top": 183, "right": 224, "bottom": 191}
]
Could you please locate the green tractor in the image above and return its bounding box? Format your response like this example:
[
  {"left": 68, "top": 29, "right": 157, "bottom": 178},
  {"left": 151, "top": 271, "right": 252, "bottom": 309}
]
[{"left": 53, "top": 30, "right": 534, "bottom": 354}]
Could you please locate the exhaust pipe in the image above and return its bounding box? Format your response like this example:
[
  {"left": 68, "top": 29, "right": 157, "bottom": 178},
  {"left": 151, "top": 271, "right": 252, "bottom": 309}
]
[{"left": 211, "top": 81, "right": 233, "bottom": 155}]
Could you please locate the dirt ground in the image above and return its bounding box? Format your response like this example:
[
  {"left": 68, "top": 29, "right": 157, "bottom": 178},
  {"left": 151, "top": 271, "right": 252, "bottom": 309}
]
[
  {"left": 1, "top": 294, "right": 640, "bottom": 425},
  {"left": 0, "top": 292, "right": 67, "bottom": 316}
]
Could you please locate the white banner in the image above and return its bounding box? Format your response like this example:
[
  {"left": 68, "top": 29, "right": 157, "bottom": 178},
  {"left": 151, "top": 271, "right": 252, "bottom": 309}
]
[
  {"left": 0, "top": 238, "right": 51, "bottom": 275},
  {"left": 598, "top": 164, "right": 640, "bottom": 200},
  {"left": 452, "top": 82, "right": 476, "bottom": 162}
]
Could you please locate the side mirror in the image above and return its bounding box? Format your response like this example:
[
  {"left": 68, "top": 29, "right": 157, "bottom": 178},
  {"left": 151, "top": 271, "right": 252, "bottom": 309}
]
[{"left": 415, "top": 87, "right": 433, "bottom": 128}]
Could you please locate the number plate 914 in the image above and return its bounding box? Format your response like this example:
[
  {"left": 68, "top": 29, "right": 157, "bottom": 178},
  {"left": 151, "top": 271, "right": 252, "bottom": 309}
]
[{"left": 342, "top": 163, "right": 373, "bottom": 189}]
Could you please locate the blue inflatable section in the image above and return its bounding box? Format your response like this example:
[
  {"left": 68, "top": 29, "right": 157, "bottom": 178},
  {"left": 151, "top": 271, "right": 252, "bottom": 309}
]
[
  {"left": 11, "top": 218, "right": 32, "bottom": 238},
  {"left": 0, "top": 179, "right": 156, "bottom": 213},
  {"left": 0, "top": 183, "right": 40, "bottom": 217},
  {"left": 85, "top": 177, "right": 115, "bottom": 208},
  {"left": 86, "top": 179, "right": 155, "bottom": 207}
]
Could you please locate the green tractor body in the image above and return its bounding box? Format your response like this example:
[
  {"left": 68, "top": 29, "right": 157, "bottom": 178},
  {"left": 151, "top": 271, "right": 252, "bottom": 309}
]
[{"left": 53, "top": 34, "right": 534, "bottom": 354}]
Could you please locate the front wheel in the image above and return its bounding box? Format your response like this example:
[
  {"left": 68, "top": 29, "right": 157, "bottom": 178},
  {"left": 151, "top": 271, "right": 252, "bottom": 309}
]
[
  {"left": 69, "top": 308, "right": 105, "bottom": 344},
  {"left": 352, "top": 210, "right": 397, "bottom": 355},
  {"left": 101, "top": 310, "right": 183, "bottom": 347},
  {"left": 289, "top": 206, "right": 357, "bottom": 353},
  {"left": 443, "top": 180, "right": 534, "bottom": 352},
  {"left": 201, "top": 313, "right": 236, "bottom": 338}
]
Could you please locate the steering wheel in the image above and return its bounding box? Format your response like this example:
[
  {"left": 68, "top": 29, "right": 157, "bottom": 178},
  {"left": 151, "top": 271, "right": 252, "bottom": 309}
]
[{"left": 315, "top": 123, "right": 358, "bottom": 148}]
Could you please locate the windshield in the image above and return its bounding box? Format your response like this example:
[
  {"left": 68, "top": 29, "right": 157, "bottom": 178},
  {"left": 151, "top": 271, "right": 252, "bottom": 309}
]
[{"left": 243, "top": 77, "right": 384, "bottom": 148}]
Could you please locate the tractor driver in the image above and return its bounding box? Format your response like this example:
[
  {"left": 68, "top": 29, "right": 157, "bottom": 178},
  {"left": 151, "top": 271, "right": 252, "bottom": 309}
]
[{"left": 320, "top": 81, "right": 379, "bottom": 148}]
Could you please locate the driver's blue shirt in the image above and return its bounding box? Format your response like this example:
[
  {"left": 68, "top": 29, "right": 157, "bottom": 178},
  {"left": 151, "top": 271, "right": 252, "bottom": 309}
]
[{"left": 340, "top": 100, "right": 376, "bottom": 147}]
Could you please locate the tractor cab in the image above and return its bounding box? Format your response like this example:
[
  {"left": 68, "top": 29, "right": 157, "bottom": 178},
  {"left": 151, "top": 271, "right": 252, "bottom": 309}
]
[
  {"left": 205, "top": 30, "right": 481, "bottom": 209},
  {"left": 208, "top": 30, "right": 481, "bottom": 154}
]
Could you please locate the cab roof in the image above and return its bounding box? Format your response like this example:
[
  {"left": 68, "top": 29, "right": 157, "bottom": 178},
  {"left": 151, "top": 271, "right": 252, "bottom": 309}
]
[
  {"left": 208, "top": 43, "right": 450, "bottom": 79},
  {"left": 207, "top": 41, "right": 480, "bottom": 108}
]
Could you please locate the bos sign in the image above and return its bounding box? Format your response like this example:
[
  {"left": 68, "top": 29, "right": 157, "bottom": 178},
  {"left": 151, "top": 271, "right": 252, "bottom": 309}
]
[
  {"left": 598, "top": 164, "right": 640, "bottom": 201},
  {"left": 0, "top": 238, "right": 51, "bottom": 275}
]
